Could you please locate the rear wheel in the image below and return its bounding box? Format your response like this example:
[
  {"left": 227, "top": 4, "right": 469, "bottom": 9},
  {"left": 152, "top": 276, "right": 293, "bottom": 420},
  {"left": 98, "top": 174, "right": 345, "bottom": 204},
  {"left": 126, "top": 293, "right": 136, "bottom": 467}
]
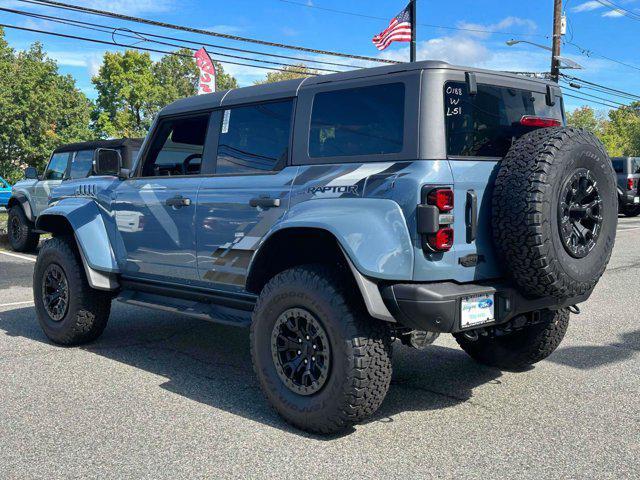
[
  {"left": 250, "top": 264, "right": 392, "bottom": 434},
  {"left": 455, "top": 309, "right": 569, "bottom": 370},
  {"left": 33, "top": 236, "right": 111, "bottom": 346},
  {"left": 622, "top": 205, "right": 640, "bottom": 217},
  {"left": 8, "top": 205, "right": 39, "bottom": 252}
]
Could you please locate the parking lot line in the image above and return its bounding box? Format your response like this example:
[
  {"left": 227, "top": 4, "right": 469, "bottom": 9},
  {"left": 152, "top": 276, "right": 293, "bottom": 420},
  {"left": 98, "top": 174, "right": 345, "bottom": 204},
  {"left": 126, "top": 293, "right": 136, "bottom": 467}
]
[
  {"left": 0, "top": 250, "right": 36, "bottom": 262},
  {"left": 0, "top": 300, "right": 33, "bottom": 308}
]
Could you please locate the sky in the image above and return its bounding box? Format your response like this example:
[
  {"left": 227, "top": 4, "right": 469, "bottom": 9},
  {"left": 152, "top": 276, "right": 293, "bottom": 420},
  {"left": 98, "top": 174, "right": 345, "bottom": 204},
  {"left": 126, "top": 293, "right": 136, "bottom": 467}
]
[{"left": 0, "top": 0, "right": 639, "bottom": 112}]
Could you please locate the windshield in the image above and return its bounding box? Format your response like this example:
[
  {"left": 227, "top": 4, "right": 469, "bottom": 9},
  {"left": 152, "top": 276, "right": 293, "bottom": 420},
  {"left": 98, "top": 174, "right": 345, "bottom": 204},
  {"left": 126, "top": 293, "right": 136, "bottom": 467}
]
[{"left": 445, "top": 81, "right": 565, "bottom": 157}]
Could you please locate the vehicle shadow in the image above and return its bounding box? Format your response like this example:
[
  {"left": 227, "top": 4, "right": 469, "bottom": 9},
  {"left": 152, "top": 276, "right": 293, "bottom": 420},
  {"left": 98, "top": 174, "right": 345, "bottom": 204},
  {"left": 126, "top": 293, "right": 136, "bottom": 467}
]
[
  {"left": 547, "top": 329, "right": 639, "bottom": 370},
  {"left": 1, "top": 303, "right": 502, "bottom": 438}
]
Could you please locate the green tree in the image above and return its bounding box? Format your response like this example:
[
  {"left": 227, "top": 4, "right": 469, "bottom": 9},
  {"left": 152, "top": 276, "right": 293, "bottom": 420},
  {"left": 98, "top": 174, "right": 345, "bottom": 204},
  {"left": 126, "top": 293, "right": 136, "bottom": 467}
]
[
  {"left": 92, "top": 50, "right": 158, "bottom": 138},
  {"left": 254, "top": 63, "right": 317, "bottom": 85},
  {"left": 601, "top": 102, "right": 640, "bottom": 157},
  {"left": 566, "top": 106, "right": 605, "bottom": 136},
  {"left": 0, "top": 29, "right": 92, "bottom": 182},
  {"left": 93, "top": 49, "right": 239, "bottom": 138}
]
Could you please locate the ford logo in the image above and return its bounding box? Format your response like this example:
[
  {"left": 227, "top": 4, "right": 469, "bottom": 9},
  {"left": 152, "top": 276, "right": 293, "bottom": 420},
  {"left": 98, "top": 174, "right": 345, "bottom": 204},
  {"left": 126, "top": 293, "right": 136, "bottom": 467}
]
[{"left": 478, "top": 299, "right": 494, "bottom": 309}]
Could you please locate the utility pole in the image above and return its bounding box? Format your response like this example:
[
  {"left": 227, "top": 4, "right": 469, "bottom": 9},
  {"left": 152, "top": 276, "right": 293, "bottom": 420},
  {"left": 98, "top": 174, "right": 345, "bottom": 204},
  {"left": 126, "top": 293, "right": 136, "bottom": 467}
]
[
  {"left": 550, "top": 0, "right": 562, "bottom": 82},
  {"left": 410, "top": 0, "right": 417, "bottom": 62}
]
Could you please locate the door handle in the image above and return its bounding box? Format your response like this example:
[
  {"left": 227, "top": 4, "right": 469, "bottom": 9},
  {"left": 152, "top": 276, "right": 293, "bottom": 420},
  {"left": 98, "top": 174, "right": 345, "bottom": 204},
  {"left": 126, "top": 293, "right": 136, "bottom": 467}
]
[
  {"left": 466, "top": 190, "right": 477, "bottom": 243},
  {"left": 165, "top": 195, "right": 192, "bottom": 208},
  {"left": 249, "top": 197, "right": 281, "bottom": 208}
]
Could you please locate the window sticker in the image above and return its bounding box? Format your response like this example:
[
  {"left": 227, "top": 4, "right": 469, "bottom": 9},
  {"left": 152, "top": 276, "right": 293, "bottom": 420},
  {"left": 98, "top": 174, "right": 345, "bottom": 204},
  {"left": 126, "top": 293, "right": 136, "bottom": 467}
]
[{"left": 222, "top": 109, "right": 231, "bottom": 134}]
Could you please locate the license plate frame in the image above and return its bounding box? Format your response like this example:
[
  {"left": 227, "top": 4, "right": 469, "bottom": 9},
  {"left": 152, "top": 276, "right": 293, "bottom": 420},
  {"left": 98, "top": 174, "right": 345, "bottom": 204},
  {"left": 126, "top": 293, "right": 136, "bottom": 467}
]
[{"left": 460, "top": 294, "right": 495, "bottom": 329}]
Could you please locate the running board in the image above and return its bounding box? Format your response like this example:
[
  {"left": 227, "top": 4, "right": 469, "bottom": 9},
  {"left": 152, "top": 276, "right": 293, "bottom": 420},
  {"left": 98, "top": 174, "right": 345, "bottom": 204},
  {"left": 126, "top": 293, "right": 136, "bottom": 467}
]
[{"left": 118, "top": 290, "right": 252, "bottom": 327}]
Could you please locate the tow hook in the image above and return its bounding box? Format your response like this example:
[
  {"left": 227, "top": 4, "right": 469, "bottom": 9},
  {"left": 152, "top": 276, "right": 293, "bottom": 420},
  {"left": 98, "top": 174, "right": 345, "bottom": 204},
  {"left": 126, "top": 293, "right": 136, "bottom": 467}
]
[
  {"left": 400, "top": 330, "right": 440, "bottom": 350},
  {"left": 568, "top": 305, "right": 581, "bottom": 315}
]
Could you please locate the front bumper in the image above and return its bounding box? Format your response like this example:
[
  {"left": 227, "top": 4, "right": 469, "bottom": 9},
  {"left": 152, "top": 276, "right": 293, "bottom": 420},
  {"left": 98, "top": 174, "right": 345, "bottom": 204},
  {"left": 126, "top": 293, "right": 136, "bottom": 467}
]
[{"left": 380, "top": 280, "right": 591, "bottom": 334}]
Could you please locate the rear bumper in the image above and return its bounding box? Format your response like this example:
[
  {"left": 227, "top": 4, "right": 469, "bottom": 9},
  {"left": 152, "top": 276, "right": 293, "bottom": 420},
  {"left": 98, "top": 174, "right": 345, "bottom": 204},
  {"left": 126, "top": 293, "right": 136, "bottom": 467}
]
[
  {"left": 380, "top": 280, "right": 591, "bottom": 334},
  {"left": 619, "top": 190, "right": 640, "bottom": 207}
]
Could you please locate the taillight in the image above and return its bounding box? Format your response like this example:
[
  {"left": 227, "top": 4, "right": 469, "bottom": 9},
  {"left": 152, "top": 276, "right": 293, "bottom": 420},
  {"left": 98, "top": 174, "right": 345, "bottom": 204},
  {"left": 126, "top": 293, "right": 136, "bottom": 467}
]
[
  {"left": 418, "top": 187, "right": 455, "bottom": 252},
  {"left": 427, "top": 188, "right": 454, "bottom": 212},
  {"left": 520, "top": 115, "right": 562, "bottom": 128},
  {"left": 428, "top": 227, "right": 454, "bottom": 251},
  {"left": 627, "top": 178, "right": 635, "bottom": 191}
]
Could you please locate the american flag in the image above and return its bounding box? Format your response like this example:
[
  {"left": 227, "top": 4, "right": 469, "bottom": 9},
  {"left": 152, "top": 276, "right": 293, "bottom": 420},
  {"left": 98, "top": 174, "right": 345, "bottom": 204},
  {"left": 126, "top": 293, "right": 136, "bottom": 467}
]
[{"left": 372, "top": 3, "right": 413, "bottom": 51}]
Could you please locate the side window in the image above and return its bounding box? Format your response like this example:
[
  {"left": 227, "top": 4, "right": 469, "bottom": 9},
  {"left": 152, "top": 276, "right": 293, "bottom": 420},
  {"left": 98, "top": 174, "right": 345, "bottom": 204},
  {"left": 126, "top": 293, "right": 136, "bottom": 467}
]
[
  {"left": 44, "top": 153, "right": 70, "bottom": 180},
  {"left": 69, "top": 150, "right": 95, "bottom": 179},
  {"left": 141, "top": 115, "right": 210, "bottom": 177},
  {"left": 631, "top": 158, "right": 640, "bottom": 174},
  {"left": 309, "top": 83, "right": 405, "bottom": 158},
  {"left": 216, "top": 99, "right": 293, "bottom": 175}
]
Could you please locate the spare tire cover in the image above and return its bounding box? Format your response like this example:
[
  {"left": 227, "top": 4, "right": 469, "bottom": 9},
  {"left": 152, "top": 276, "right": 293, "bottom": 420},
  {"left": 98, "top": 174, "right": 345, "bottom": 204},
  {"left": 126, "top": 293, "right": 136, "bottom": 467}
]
[{"left": 492, "top": 127, "right": 617, "bottom": 299}]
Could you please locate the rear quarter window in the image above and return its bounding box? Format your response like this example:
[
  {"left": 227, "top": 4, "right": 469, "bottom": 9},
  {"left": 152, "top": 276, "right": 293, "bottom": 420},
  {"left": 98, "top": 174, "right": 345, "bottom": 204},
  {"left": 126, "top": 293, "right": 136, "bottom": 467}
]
[
  {"left": 445, "top": 82, "right": 564, "bottom": 157},
  {"left": 309, "top": 83, "right": 405, "bottom": 158},
  {"left": 612, "top": 159, "right": 624, "bottom": 174}
]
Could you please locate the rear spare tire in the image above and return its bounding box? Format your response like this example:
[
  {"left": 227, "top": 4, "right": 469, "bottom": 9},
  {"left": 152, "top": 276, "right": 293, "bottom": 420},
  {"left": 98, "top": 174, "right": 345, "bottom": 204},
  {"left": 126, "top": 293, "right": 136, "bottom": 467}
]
[{"left": 493, "top": 127, "right": 617, "bottom": 299}]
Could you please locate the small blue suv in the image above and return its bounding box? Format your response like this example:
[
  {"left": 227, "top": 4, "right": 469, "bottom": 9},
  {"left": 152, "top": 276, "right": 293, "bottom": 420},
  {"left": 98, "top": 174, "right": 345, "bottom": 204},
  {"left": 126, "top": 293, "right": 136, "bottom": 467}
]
[
  {"left": 0, "top": 177, "right": 10, "bottom": 208},
  {"left": 32, "top": 61, "right": 617, "bottom": 434}
]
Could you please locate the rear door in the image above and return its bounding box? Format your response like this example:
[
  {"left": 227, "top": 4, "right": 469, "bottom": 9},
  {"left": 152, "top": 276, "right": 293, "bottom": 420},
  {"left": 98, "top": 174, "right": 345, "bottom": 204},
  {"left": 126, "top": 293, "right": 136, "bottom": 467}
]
[
  {"left": 442, "top": 77, "right": 564, "bottom": 280},
  {"left": 195, "top": 99, "right": 297, "bottom": 290}
]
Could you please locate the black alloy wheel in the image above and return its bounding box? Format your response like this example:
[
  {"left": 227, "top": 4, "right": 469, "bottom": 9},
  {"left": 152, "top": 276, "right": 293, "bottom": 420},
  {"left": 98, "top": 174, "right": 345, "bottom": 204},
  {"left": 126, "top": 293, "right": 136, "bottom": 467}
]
[
  {"left": 559, "top": 168, "right": 603, "bottom": 259},
  {"left": 270, "top": 307, "right": 331, "bottom": 396},
  {"left": 42, "top": 263, "right": 69, "bottom": 322}
]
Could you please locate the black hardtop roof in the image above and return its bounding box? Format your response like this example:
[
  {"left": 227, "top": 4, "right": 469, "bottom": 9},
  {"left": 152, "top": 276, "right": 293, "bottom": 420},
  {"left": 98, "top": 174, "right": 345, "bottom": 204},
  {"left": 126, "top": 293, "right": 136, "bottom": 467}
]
[
  {"left": 53, "top": 138, "right": 144, "bottom": 154},
  {"left": 161, "top": 60, "right": 555, "bottom": 116}
]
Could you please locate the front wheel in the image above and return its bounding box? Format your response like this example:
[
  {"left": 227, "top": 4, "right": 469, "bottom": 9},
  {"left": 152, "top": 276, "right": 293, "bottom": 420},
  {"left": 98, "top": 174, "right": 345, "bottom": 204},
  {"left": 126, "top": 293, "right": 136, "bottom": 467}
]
[
  {"left": 33, "top": 236, "right": 112, "bottom": 346},
  {"left": 250, "top": 265, "right": 392, "bottom": 434},
  {"left": 8, "top": 205, "right": 39, "bottom": 252},
  {"left": 455, "top": 309, "right": 569, "bottom": 370}
]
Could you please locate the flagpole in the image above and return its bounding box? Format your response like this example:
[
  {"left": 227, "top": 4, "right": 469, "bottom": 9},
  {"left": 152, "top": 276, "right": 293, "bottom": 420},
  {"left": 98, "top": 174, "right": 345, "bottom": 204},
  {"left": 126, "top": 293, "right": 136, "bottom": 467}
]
[{"left": 410, "top": 0, "right": 416, "bottom": 62}]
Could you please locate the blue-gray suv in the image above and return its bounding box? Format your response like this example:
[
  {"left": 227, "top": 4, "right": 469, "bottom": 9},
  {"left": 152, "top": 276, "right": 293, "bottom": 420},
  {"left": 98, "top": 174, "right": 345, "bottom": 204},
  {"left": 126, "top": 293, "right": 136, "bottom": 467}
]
[{"left": 32, "top": 61, "right": 618, "bottom": 434}]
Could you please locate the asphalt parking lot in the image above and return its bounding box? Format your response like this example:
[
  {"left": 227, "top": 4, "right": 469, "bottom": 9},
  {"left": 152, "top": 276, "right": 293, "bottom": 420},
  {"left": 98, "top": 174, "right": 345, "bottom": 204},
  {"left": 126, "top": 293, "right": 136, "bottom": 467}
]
[{"left": 0, "top": 218, "right": 638, "bottom": 479}]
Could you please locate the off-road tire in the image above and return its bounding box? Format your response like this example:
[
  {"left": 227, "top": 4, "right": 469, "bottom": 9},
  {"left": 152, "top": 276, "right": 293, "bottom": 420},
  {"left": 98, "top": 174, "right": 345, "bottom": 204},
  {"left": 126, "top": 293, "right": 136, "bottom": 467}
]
[
  {"left": 455, "top": 309, "right": 569, "bottom": 370},
  {"left": 622, "top": 205, "right": 640, "bottom": 217},
  {"left": 33, "top": 236, "right": 111, "bottom": 346},
  {"left": 7, "top": 205, "right": 39, "bottom": 252},
  {"left": 250, "top": 264, "right": 392, "bottom": 434},
  {"left": 493, "top": 127, "right": 617, "bottom": 299}
]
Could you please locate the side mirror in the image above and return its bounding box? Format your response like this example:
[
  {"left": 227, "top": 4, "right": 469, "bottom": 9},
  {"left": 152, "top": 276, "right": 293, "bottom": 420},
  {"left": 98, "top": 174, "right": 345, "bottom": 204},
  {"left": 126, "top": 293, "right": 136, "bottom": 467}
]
[
  {"left": 93, "top": 148, "right": 122, "bottom": 176},
  {"left": 24, "top": 167, "right": 38, "bottom": 180}
]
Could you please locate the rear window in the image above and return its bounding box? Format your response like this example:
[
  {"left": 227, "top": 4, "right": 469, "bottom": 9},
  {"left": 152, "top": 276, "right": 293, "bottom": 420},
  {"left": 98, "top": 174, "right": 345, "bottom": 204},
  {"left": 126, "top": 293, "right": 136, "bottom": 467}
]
[
  {"left": 445, "top": 82, "right": 564, "bottom": 157},
  {"left": 309, "top": 83, "right": 405, "bottom": 158}
]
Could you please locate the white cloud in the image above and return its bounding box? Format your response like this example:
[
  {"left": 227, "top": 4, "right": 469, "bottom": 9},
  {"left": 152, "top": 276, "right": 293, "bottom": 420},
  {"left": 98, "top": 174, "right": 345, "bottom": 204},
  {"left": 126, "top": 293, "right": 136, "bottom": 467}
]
[
  {"left": 457, "top": 16, "right": 538, "bottom": 39},
  {"left": 572, "top": 1, "right": 604, "bottom": 12},
  {"left": 602, "top": 9, "right": 625, "bottom": 17}
]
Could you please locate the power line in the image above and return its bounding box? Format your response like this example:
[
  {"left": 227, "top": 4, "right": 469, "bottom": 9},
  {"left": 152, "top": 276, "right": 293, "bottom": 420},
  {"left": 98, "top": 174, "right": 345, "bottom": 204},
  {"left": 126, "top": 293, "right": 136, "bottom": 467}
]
[
  {"left": 562, "top": 85, "right": 629, "bottom": 106},
  {"left": 0, "top": 23, "right": 320, "bottom": 76},
  {"left": 562, "top": 74, "right": 640, "bottom": 101},
  {"left": 0, "top": 5, "right": 359, "bottom": 70},
  {"left": 16, "top": 0, "right": 398, "bottom": 64},
  {"left": 563, "top": 92, "right": 622, "bottom": 109},
  {"left": 592, "top": 0, "right": 640, "bottom": 21},
  {"left": 566, "top": 40, "right": 640, "bottom": 73},
  {"left": 561, "top": 78, "right": 640, "bottom": 102},
  {"left": 0, "top": 7, "right": 342, "bottom": 72},
  {"left": 278, "top": 0, "right": 549, "bottom": 38}
]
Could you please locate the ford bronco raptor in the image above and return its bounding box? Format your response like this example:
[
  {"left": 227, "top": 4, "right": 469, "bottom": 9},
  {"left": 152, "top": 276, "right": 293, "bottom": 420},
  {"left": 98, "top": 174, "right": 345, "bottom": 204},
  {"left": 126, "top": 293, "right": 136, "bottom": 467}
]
[
  {"left": 32, "top": 61, "right": 617, "bottom": 434},
  {"left": 6, "top": 138, "right": 142, "bottom": 252}
]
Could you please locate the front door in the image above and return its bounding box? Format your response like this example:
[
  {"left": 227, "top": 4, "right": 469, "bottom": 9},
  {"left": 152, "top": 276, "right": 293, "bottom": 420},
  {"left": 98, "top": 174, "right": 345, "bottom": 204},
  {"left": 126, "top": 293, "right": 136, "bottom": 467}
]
[
  {"left": 34, "top": 152, "right": 69, "bottom": 215},
  {"left": 114, "top": 113, "right": 212, "bottom": 283},
  {"left": 196, "top": 99, "right": 296, "bottom": 290}
]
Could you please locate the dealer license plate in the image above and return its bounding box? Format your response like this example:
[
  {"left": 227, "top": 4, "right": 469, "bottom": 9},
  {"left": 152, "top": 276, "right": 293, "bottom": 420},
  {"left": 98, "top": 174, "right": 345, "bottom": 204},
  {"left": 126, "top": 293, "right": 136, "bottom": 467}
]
[{"left": 461, "top": 294, "right": 495, "bottom": 328}]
